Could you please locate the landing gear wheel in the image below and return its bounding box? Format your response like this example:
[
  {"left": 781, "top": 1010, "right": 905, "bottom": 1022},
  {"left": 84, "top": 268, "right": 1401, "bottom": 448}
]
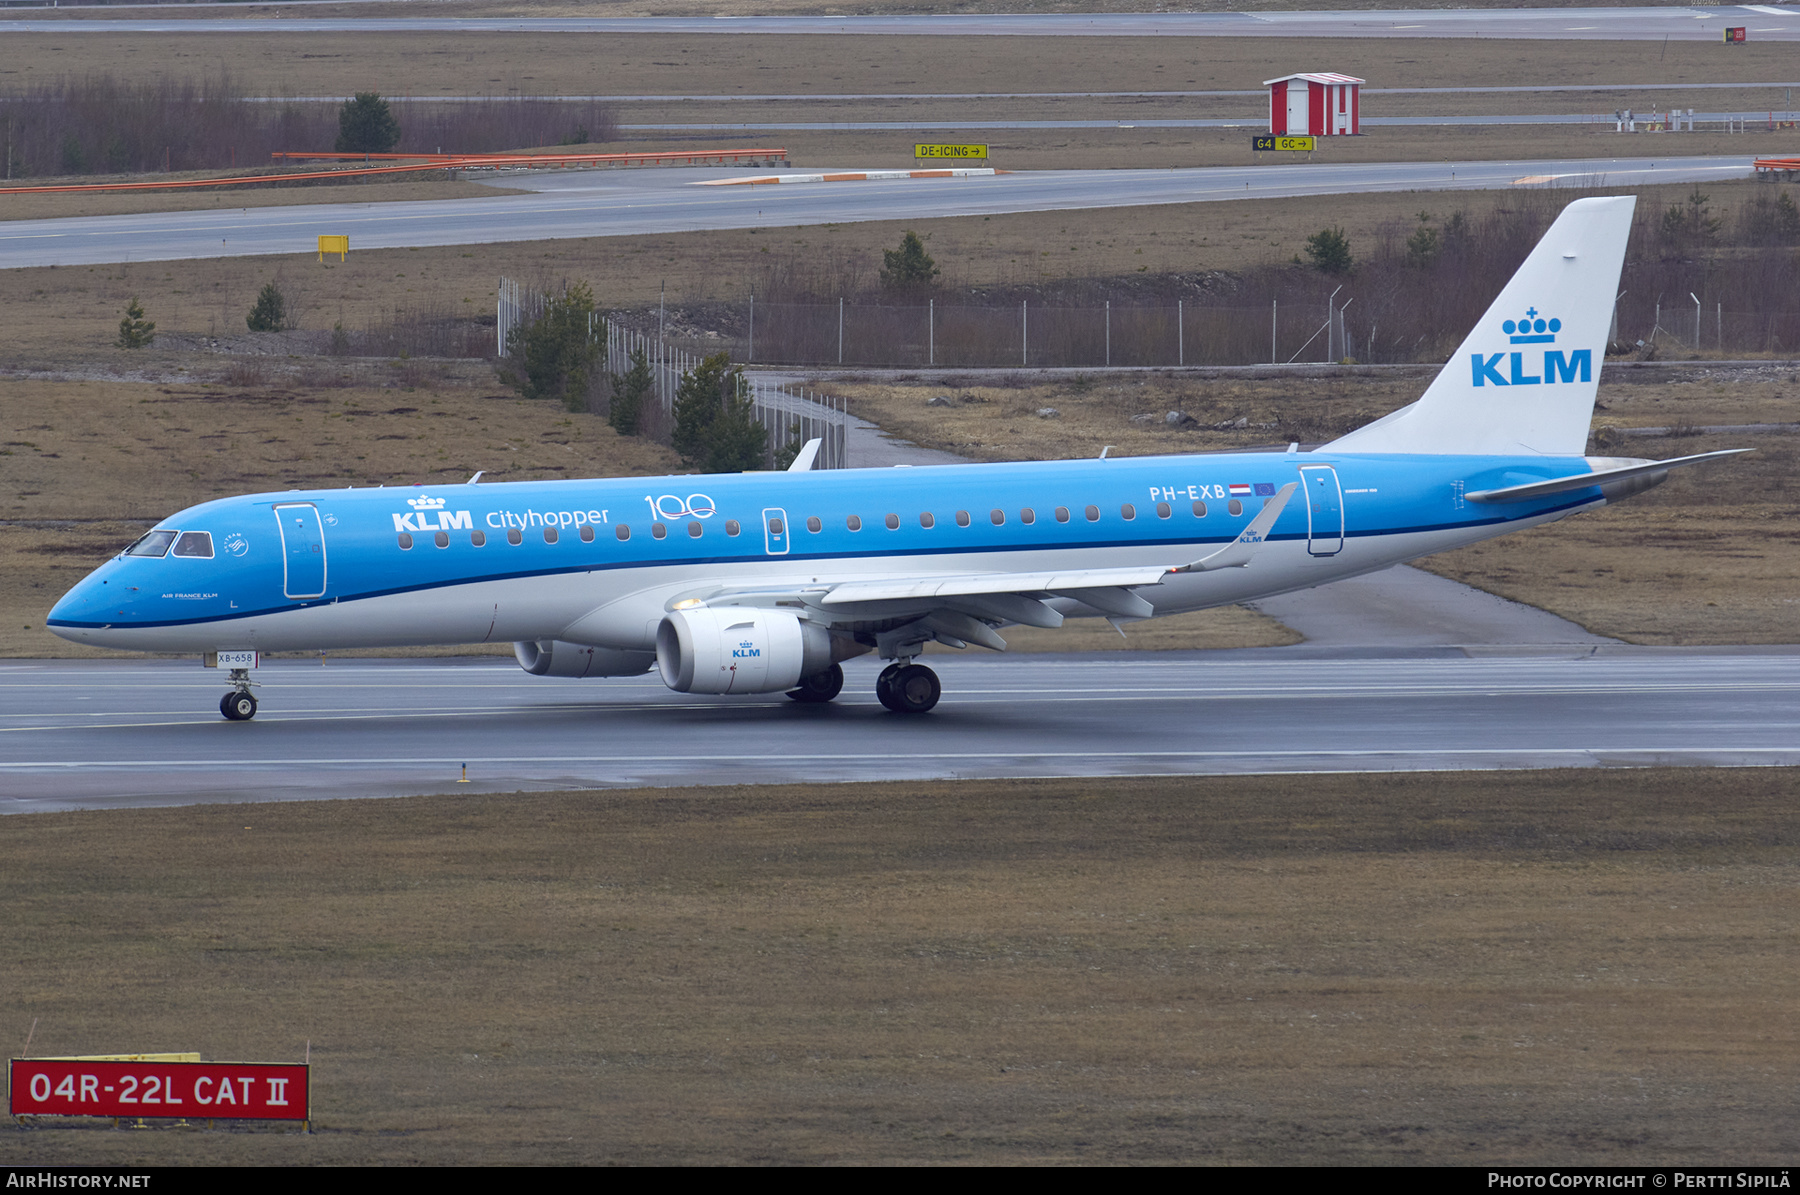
[
  {"left": 786, "top": 663, "right": 845, "bottom": 703},
  {"left": 883, "top": 663, "right": 941, "bottom": 714},
  {"left": 221, "top": 691, "right": 258, "bottom": 721},
  {"left": 875, "top": 662, "right": 905, "bottom": 711}
]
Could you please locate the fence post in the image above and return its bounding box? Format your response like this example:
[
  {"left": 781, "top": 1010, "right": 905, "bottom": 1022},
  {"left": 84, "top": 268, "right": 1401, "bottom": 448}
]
[
  {"left": 748, "top": 290, "right": 754, "bottom": 364},
  {"left": 838, "top": 297, "right": 844, "bottom": 365},
  {"left": 929, "top": 299, "right": 934, "bottom": 367},
  {"left": 1022, "top": 300, "right": 1028, "bottom": 366},
  {"left": 1717, "top": 302, "right": 1722, "bottom": 351},
  {"left": 1105, "top": 300, "right": 1110, "bottom": 367},
  {"left": 1178, "top": 299, "right": 1183, "bottom": 367},
  {"left": 1271, "top": 299, "right": 1277, "bottom": 365}
]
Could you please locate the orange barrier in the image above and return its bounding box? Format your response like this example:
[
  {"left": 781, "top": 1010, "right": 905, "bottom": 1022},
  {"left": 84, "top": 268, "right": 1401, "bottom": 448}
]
[
  {"left": 1754, "top": 157, "right": 1800, "bottom": 177},
  {"left": 0, "top": 148, "right": 788, "bottom": 197},
  {"left": 270, "top": 148, "right": 790, "bottom": 168}
]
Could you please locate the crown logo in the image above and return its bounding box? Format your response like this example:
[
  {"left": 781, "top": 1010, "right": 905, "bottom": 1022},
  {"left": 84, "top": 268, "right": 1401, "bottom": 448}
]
[
  {"left": 1503, "top": 308, "right": 1561, "bottom": 344},
  {"left": 407, "top": 496, "right": 447, "bottom": 510}
]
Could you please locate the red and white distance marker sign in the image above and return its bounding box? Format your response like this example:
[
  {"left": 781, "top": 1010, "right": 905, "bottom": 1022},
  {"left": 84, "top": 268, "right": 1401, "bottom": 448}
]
[{"left": 10, "top": 1059, "right": 309, "bottom": 1120}]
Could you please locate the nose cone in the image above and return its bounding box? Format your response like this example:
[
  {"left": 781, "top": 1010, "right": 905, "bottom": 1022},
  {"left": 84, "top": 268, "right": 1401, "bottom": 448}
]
[{"left": 46, "top": 565, "right": 120, "bottom": 644}]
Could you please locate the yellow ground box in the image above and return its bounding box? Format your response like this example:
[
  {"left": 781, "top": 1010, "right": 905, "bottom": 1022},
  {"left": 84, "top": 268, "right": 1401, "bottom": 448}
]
[{"left": 317, "top": 235, "right": 349, "bottom": 262}]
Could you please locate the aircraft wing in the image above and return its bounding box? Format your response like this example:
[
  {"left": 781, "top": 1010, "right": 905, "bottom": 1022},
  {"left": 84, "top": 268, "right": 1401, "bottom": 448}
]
[{"left": 687, "top": 482, "right": 1299, "bottom": 651}]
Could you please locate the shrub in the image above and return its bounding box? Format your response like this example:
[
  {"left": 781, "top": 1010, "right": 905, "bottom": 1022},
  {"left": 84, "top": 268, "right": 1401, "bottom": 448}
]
[
  {"left": 607, "top": 344, "right": 653, "bottom": 436},
  {"left": 503, "top": 281, "right": 602, "bottom": 411},
  {"left": 335, "top": 92, "right": 401, "bottom": 155},
  {"left": 1304, "top": 226, "right": 1353, "bottom": 274},
  {"left": 246, "top": 282, "right": 287, "bottom": 332},
  {"left": 881, "top": 230, "right": 939, "bottom": 290},
  {"left": 116, "top": 297, "right": 155, "bottom": 349},
  {"left": 672, "top": 352, "right": 767, "bottom": 472}
]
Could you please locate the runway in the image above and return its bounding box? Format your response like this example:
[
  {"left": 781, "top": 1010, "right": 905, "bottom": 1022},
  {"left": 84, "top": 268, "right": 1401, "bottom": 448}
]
[
  {"left": 3, "top": 647, "right": 1796, "bottom": 813},
  {"left": 6, "top": 8, "right": 1799, "bottom": 41},
  {"left": 0, "top": 155, "right": 1754, "bottom": 269}
]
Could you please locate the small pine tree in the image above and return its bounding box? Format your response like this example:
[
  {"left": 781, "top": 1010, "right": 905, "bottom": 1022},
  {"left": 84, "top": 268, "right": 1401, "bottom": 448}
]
[
  {"left": 1404, "top": 222, "right": 1440, "bottom": 270},
  {"left": 116, "top": 297, "right": 155, "bottom": 349},
  {"left": 335, "top": 92, "right": 402, "bottom": 155},
  {"left": 880, "top": 230, "right": 939, "bottom": 290},
  {"left": 246, "top": 282, "right": 287, "bottom": 332},
  {"left": 607, "top": 344, "right": 654, "bottom": 436},
  {"left": 671, "top": 353, "right": 767, "bottom": 472},
  {"left": 503, "top": 282, "right": 602, "bottom": 412},
  {"left": 1304, "top": 226, "right": 1353, "bottom": 275}
]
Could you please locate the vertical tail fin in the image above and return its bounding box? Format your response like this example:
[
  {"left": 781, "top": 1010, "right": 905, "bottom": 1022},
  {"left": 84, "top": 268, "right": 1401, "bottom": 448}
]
[{"left": 1324, "top": 195, "right": 1635, "bottom": 457}]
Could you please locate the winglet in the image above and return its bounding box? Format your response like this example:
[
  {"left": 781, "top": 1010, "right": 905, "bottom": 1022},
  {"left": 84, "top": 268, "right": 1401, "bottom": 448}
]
[
  {"left": 1174, "top": 482, "right": 1298, "bottom": 572},
  {"left": 787, "top": 438, "right": 822, "bottom": 472}
]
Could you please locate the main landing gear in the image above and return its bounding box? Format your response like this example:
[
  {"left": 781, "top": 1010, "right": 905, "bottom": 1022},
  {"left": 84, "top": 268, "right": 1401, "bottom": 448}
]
[
  {"left": 783, "top": 660, "right": 942, "bottom": 713},
  {"left": 219, "top": 668, "right": 259, "bottom": 721},
  {"left": 876, "top": 661, "right": 941, "bottom": 714}
]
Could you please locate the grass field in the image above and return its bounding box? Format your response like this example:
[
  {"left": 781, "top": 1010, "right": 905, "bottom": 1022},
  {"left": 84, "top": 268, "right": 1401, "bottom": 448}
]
[{"left": 3, "top": 768, "right": 1797, "bottom": 1164}]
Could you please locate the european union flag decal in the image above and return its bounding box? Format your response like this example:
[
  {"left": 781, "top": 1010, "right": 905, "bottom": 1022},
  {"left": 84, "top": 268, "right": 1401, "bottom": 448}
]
[{"left": 1253, "top": 483, "right": 1277, "bottom": 497}]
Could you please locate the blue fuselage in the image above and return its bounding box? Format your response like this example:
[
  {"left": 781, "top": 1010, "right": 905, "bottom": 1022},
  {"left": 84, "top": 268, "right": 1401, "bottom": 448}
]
[{"left": 48, "top": 450, "right": 1601, "bottom": 655}]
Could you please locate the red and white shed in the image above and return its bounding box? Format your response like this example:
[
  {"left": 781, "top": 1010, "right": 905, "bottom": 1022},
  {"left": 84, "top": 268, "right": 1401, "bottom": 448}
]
[{"left": 1264, "top": 73, "right": 1364, "bottom": 136}]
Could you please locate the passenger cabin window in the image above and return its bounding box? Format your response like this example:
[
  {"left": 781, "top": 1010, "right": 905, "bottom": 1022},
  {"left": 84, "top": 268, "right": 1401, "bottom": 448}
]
[
  {"left": 434, "top": 531, "right": 449, "bottom": 548},
  {"left": 652, "top": 522, "right": 668, "bottom": 540},
  {"left": 767, "top": 517, "right": 784, "bottom": 535},
  {"left": 920, "top": 512, "right": 935, "bottom": 529},
  {"left": 847, "top": 515, "right": 862, "bottom": 531},
  {"left": 507, "top": 528, "right": 523, "bottom": 546},
  {"left": 472, "top": 530, "right": 487, "bottom": 546},
  {"left": 1055, "top": 507, "right": 1070, "bottom": 523},
  {"left": 172, "top": 531, "right": 214, "bottom": 558},
  {"left": 884, "top": 514, "right": 900, "bottom": 530},
  {"left": 807, "top": 516, "right": 822, "bottom": 533},
  {"left": 1156, "top": 502, "right": 1171, "bottom": 519},
  {"left": 955, "top": 511, "right": 971, "bottom": 527},
  {"left": 1192, "top": 501, "right": 1208, "bottom": 518},
  {"left": 1085, "top": 505, "right": 1100, "bottom": 522},
  {"left": 990, "top": 509, "right": 1005, "bottom": 526},
  {"left": 688, "top": 521, "right": 703, "bottom": 538},
  {"left": 544, "top": 526, "right": 558, "bottom": 544},
  {"left": 397, "top": 533, "right": 414, "bottom": 550},
  {"left": 726, "top": 520, "right": 741, "bottom": 536},
  {"left": 616, "top": 524, "right": 630, "bottom": 541},
  {"left": 1121, "top": 504, "right": 1136, "bottom": 521},
  {"left": 1228, "top": 499, "right": 1243, "bottom": 517},
  {"left": 126, "top": 530, "right": 178, "bottom": 558},
  {"left": 579, "top": 524, "right": 595, "bottom": 543},
  {"left": 1020, "top": 508, "right": 1036, "bottom": 525}
]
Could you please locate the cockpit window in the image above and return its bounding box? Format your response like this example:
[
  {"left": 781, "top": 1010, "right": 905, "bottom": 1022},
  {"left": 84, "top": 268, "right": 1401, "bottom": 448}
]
[
  {"left": 172, "top": 531, "right": 214, "bottom": 558},
  {"left": 125, "top": 530, "right": 178, "bottom": 558}
]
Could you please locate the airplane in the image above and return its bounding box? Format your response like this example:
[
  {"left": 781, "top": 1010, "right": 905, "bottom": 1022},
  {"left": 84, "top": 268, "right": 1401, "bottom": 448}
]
[{"left": 48, "top": 194, "right": 1742, "bottom": 720}]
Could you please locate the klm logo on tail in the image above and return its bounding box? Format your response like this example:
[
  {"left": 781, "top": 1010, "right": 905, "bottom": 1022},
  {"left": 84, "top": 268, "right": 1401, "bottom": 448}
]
[{"left": 1471, "top": 307, "right": 1591, "bottom": 388}]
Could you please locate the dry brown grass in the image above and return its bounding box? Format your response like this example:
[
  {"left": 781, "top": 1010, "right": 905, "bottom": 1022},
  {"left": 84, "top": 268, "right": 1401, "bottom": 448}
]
[
  {"left": 2, "top": 29, "right": 1791, "bottom": 101},
  {"left": 4, "top": 768, "right": 1798, "bottom": 1164}
]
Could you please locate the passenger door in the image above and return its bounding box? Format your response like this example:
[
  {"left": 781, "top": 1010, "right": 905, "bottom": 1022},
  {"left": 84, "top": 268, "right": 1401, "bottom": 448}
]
[{"left": 273, "top": 502, "right": 328, "bottom": 598}]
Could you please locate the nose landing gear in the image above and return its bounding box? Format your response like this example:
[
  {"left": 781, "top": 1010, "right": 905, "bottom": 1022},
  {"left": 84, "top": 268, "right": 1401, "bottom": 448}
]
[{"left": 219, "top": 668, "right": 259, "bottom": 721}]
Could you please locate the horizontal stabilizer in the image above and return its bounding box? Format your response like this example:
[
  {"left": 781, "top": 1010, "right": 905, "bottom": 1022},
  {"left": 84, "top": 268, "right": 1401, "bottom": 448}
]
[
  {"left": 1174, "top": 482, "right": 1297, "bottom": 572},
  {"left": 1465, "top": 449, "right": 1748, "bottom": 503}
]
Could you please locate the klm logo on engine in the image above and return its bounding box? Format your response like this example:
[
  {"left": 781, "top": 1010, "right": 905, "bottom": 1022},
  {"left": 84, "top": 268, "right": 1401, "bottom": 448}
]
[
  {"left": 1471, "top": 307, "right": 1591, "bottom": 387},
  {"left": 732, "top": 639, "right": 761, "bottom": 660},
  {"left": 392, "top": 494, "right": 473, "bottom": 533}
]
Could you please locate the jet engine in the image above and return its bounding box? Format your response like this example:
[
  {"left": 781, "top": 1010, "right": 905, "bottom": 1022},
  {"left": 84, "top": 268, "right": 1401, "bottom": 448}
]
[
  {"left": 656, "top": 607, "right": 840, "bottom": 694},
  {"left": 514, "top": 640, "right": 656, "bottom": 679}
]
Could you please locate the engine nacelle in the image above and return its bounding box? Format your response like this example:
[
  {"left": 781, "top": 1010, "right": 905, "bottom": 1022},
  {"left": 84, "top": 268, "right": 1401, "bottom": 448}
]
[
  {"left": 514, "top": 640, "right": 656, "bottom": 679},
  {"left": 656, "top": 607, "right": 834, "bottom": 694}
]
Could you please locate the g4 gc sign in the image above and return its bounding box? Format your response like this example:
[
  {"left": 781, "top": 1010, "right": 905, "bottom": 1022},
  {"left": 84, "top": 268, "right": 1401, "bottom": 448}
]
[
  {"left": 1253, "top": 135, "right": 1316, "bottom": 152},
  {"left": 10, "top": 1058, "right": 309, "bottom": 1121}
]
